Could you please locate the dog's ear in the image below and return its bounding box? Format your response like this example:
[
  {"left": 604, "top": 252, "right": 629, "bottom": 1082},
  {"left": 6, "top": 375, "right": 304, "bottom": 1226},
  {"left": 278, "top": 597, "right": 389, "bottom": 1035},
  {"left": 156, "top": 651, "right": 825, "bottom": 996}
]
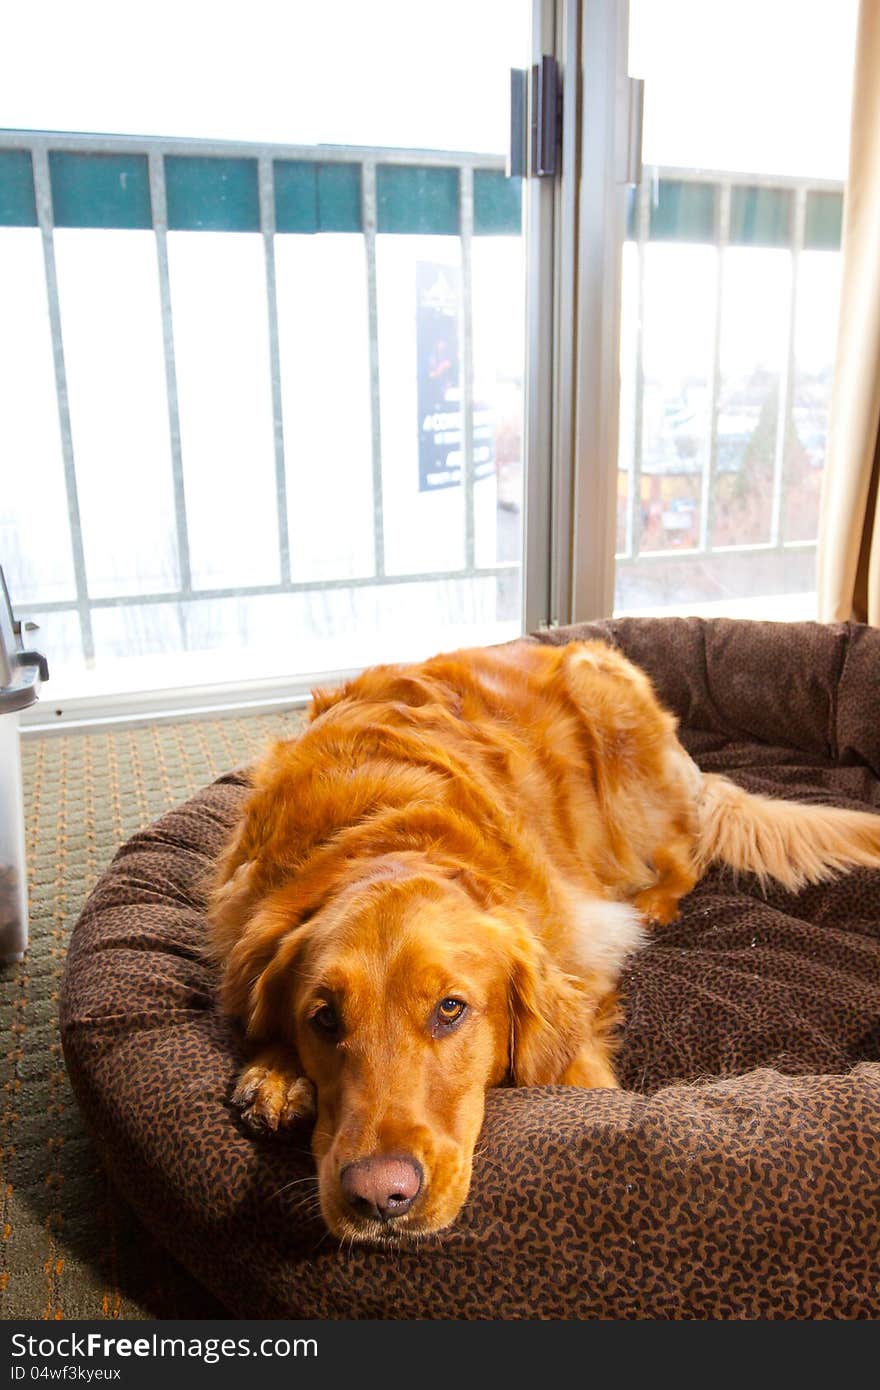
[
  {"left": 241, "top": 919, "right": 313, "bottom": 1043},
  {"left": 219, "top": 898, "right": 314, "bottom": 1044},
  {"left": 507, "top": 930, "right": 591, "bottom": 1085},
  {"left": 205, "top": 788, "right": 281, "bottom": 956},
  {"left": 206, "top": 849, "right": 262, "bottom": 956}
]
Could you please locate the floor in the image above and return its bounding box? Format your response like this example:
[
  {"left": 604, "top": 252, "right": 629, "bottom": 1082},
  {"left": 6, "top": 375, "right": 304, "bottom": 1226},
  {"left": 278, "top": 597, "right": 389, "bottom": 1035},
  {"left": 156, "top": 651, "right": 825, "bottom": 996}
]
[{"left": 0, "top": 707, "right": 305, "bottom": 1319}]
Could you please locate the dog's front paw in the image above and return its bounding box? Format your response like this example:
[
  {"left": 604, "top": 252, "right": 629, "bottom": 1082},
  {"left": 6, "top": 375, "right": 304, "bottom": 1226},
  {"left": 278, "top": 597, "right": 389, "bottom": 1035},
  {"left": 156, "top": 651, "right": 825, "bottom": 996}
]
[
  {"left": 633, "top": 886, "right": 681, "bottom": 926},
  {"left": 233, "top": 1058, "right": 315, "bottom": 1133}
]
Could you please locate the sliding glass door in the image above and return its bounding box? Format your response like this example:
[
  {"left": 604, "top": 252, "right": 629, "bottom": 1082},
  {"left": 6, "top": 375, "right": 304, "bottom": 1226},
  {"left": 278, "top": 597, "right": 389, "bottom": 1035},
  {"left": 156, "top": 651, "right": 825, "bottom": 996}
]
[
  {"left": 0, "top": 1, "right": 536, "bottom": 717},
  {"left": 613, "top": 0, "right": 858, "bottom": 619}
]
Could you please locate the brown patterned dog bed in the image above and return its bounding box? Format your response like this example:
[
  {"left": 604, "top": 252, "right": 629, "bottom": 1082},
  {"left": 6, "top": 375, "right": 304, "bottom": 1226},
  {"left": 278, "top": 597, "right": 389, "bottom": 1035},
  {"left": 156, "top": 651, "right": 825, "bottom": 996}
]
[{"left": 60, "top": 618, "right": 880, "bottom": 1319}]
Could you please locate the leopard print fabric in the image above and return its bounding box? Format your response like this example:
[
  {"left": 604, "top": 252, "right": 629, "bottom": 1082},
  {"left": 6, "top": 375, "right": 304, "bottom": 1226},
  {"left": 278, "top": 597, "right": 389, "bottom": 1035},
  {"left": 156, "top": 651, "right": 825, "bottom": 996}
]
[{"left": 60, "top": 618, "right": 880, "bottom": 1318}]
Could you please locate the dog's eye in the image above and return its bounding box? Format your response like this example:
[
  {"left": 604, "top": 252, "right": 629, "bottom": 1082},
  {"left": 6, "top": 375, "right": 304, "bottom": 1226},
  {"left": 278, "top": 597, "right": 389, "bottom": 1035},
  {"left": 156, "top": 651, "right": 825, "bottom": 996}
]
[
  {"left": 435, "top": 997, "right": 467, "bottom": 1028},
  {"left": 311, "top": 1004, "right": 339, "bottom": 1037}
]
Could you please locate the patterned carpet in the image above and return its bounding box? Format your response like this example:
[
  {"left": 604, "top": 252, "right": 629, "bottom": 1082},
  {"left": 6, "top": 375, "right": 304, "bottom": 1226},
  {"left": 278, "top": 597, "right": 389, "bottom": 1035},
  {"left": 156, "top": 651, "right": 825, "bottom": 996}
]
[{"left": 0, "top": 707, "right": 306, "bottom": 1320}]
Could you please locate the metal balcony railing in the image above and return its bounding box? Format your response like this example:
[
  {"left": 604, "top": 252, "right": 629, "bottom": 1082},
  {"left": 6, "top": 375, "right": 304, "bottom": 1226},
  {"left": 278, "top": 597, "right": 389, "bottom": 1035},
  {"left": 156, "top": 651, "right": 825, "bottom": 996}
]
[
  {"left": 618, "top": 164, "right": 844, "bottom": 571},
  {"left": 0, "top": 129, "right": 522, "bottom": 666},
  {"left": 0, "top": 131, "right": 844, "bottom": 667}
]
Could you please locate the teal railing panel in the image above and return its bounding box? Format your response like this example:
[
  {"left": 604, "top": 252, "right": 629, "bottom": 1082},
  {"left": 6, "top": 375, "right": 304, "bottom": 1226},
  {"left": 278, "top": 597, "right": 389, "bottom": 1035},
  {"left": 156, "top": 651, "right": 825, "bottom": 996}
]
[
  {"left": 650, "top": 179, "right": 716, "bottom": 242},
  {"left": 49, "top": 152, "right": 151, "bottom": 230},
  {"left": 805, "top": 190, "right": 843, "bottom": 250},
  {"left": 274, "top": 160, "right": 361, "bottom": 233},
  {"left": 473, "top": 170, "right": 522, "bottom": 235},
  {"left": 376, "top": 165, "right": 459, "bottom": 235},
  {"left": 0, "top": 140, "right": 843, "bottom": 257},
  {"left": 165, "top": 156, "right": 259, "bottom": 232},
  {"left": 0, "top": 150, "right": 37, "bottom": 227},
  {"left": 729, "top": 185, "right": 792, "bottom": 247}
]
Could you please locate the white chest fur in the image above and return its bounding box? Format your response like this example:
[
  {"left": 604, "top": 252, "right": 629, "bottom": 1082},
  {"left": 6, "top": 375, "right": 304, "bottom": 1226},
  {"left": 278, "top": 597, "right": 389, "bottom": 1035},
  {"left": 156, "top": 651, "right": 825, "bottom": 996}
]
[{"left": 564, "top": 890, "right": 647, "bottom": 987}]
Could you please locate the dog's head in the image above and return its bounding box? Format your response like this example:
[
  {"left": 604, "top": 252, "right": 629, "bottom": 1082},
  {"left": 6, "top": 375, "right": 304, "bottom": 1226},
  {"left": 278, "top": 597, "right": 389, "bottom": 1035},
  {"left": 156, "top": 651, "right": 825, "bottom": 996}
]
[{"left": 212, "top": 856, "right": 596, "bottom": 1241}]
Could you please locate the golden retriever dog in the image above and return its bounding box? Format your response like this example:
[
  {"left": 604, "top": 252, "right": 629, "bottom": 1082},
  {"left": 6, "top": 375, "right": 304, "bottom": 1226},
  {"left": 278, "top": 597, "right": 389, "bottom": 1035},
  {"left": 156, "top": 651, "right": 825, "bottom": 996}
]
[{"left": 207, "top": 638, "right": 880, "bottom": 1242}]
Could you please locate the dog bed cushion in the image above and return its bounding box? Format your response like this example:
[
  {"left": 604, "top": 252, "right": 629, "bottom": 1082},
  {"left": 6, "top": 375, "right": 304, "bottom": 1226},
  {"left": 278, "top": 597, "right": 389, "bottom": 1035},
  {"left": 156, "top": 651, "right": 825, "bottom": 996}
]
[{"left": 60, "top": 618, "right": 880, "bottom": 1318}]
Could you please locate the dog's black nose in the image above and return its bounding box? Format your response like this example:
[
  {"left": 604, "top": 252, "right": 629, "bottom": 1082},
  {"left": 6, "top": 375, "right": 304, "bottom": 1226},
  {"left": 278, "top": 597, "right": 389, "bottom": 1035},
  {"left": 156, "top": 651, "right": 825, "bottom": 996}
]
[{"left": 340, "top": 1155, "right": 423, "bottom": 1221}]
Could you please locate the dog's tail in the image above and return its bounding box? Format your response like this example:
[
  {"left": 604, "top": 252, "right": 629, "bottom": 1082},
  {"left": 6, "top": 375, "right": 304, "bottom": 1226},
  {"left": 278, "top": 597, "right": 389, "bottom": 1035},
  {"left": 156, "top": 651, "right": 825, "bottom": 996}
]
[{"left": 693, "top": 771, "right": 880, "bottom": 891}]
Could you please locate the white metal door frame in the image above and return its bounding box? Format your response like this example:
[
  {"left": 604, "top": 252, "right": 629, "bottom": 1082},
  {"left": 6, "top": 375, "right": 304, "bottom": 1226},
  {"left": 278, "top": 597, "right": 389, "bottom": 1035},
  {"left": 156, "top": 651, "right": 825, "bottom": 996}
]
[
  {"left": 521, "top": 0, "right": 559, "bottom": 633},
  {"left": 523, "top": 0, "right": 631, "bottom": 632}
]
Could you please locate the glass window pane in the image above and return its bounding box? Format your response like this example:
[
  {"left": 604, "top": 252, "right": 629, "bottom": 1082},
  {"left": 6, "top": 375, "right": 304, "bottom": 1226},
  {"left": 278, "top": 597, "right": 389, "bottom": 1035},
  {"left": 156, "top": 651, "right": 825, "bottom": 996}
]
[
  {"left": 167, "top": 231, "right": 279, "bottom": 591},
  {"left": 54, "top": 229, "right": 178, "bottom": 597},
  {"left": 0, "top": 228, "right": 74, "bottom": 606},
  {"left": 73, "top": 582, "right": 520, "bottom": 701},
  {"left": 2, "top": 1, "right": 529, "bottom": 154},
  {"left": 617, "top": 0, "right": 855, "bottom": 621},
  {"left": 711, "top": 248, "right": 792, "bottom": 549},
  {"left": 275, "top": 234, "right": 375, "bottom": 584},
  {"left": 616, "top": 243, "right": 639, "bottom": 559},
  {"left": 2, "top": 3, "right": 529, "bottom": 705},
  {"left": 786, "top": 250, "right": 841, "bottom": 543},
  {"left": 377, "top": 235, "right": 466, "bottom": 577},
  {"left": 639, "top": 245, "right": 716, "bottom": 555},
  {"left": 472, "top": 235, "right": 524, "bottom": 628},
  {"left": 630, "top": 0, "right": 858, "bottom": 180}
]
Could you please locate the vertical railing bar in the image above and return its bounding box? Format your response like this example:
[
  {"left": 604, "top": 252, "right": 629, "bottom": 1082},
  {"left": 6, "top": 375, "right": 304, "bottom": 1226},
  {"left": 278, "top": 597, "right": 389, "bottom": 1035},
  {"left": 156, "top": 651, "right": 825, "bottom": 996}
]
[
  {"left": 628, "top": 176, "right": 651, "bottom": 561},
  {"left": 258, "top": 156, "right": 291, "bottom": 585},
  {"left": 459, "top": 166, "right": 476, "bottom": 573},
  {"left": 32, "top": 143, "right": 95, "bottom": 664},
  {"left": 362, "top": 161, "right": 386, "bottom": 579},
  {"left": 770, "top": 185, "right": 805, "bottom": 549},
  {"left": 700, "top": 181, "right": 730, "bottom": 555},
  {"left": 149, "top": 151, "right": 192, "bottom": 596}
]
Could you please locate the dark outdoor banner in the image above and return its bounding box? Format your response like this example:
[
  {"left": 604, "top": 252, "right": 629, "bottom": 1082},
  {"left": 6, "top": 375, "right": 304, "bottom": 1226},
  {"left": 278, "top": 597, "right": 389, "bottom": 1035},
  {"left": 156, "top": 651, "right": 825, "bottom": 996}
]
[{"left": 416, "top": 261, "right": 494, "bottom": 492}]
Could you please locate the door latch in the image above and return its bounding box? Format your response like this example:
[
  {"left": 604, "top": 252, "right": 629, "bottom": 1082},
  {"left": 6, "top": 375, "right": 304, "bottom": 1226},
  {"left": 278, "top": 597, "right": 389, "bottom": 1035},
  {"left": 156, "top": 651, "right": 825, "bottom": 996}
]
[{"left": 509, "top": 56, "right": 561, "bottom": 179}]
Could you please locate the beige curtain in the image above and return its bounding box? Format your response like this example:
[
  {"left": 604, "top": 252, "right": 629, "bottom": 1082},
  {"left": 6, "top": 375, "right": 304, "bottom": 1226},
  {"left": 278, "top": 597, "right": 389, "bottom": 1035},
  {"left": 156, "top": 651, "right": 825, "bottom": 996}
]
[{"left": 817, "top": 0, "right": 880, "bottom": 624}]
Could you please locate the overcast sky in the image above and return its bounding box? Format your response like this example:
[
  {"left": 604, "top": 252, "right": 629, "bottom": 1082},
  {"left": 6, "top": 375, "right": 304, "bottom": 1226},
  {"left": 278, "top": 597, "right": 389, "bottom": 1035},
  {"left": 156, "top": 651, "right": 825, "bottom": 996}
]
[{"left": 1, "top": 0, "right": 857, "bottom": 178}]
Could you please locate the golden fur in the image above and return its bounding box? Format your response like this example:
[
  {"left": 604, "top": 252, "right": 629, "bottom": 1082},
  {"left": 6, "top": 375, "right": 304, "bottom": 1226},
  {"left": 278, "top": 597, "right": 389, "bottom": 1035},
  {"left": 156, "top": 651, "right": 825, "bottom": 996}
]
[{"left": 207, "top": 639, "right": 880, "bottom": 1241}]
